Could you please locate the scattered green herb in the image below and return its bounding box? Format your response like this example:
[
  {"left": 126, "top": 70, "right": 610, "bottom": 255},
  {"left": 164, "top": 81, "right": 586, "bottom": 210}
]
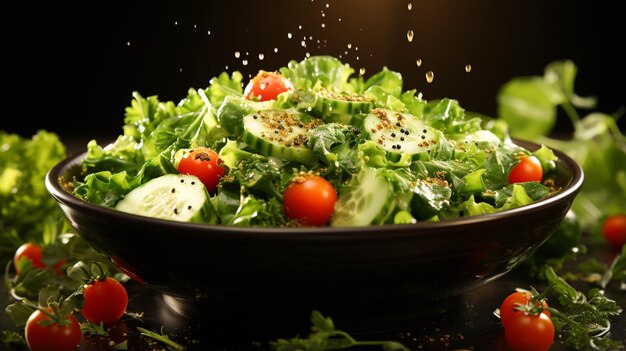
[
  {"left": 269, "top": 310, "right": 410, "bottom": 351},
  {"left": 137, "top": 326, "right": 185, "bottom": 351}
]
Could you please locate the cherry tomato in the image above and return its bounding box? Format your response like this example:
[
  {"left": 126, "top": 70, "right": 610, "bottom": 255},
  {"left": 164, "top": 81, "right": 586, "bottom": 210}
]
[
  {"left": 508, "top": 155, "right": 543, "bottom": 184},
  {"left": 177, "top": 147, "right": 225, "bottom": 193},
  {"left": 500, "top": 290, "right": 550, "bottom": 329},
  {"left": 13, "top": 243, "right": 45, "bottom": 272},
  {"left": 602, "top": 214, "right": 626, "bottom": 249},
  {"left": 504, "top": 311, "right": 554, "bottom": 351},
  {"left": 25, "top": 308, "right": 81, "bottom": 351},
  {"left": 283, "top": 174, "right": 337, "bottom": 226},
  {"left": 13, "top": 243, "right": 66, "bottom": 276},
  {"left": 82, "top": 277, "right": 129, "bottom": 325},
  {"left": 244, "top": 70, "right": 294, "bottom": 101}
]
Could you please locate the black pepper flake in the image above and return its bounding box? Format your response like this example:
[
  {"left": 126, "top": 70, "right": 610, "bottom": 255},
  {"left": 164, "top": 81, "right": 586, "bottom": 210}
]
[
  {"left": 174, "top": 208, "right": 179, "bottom": 214},
  {"left": 392, "top": 145, "right": 397, "bottom": 150},
  {"left": 421, "top": 135, "right": 426, "bottom": 140},
  {"left": 397, "top": 144, "right": 402, "bottom": 150},
  {"left": 253, "top": 115, "right": 258, "bottom": 119},
  {"left": 391, "top": 132, "right": 396, "bottom": 137},
  {"left": 191, "top": 181, "right": 196, "bottom": 185},
  {"left": 171, "top": 188, "right": 176, "bottom": 193},
  {"left": 405, "top": 130, "right": 410, "bottom": 135},
  {"left": 180, "top": 179, "right": 184, "bottom": 183},
  {"left": 423, "top": 129, "right": 427, "bottom": 133},
  {"left": 400, "top": 128, "right": 405, "bottom": 133},
  {"left": 400, "top": 137, "right": 405, "bottom": 141},
  {"left": 396, "top": 122, "right": 401, "bottom": 127},
  {"left": 187, "top": 205, "right": 192, "bottom": 210}
]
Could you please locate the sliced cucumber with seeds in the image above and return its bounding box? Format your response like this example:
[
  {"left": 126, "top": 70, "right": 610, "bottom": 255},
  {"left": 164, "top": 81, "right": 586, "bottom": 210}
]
[
  {"left": 115, "top": 174, "right": 215, "bottom": 223},
  {"left": 314, "top": 89, "right": 374, "bottom": 124},
  {"left": 331, "top": 166, "right": 395, "bottom": 226},
  {"left": 363, "top": 108, "right": 437, "bottom": 160},
  {"left": 242, "top": 109, "right": 321, "bottom": 164}
]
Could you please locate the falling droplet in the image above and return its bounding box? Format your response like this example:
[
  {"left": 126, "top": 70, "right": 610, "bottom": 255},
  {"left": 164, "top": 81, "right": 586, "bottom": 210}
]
[
  {"left": 347, "top": 43, "right": 352, "bottom": 49},
  {"left": 416, "top": 59, "right": 422, "bottom": 67},
  {"left": 242, "top": 60, "right": 248, "bottom": 66},
  {"left": 235, "top": 51, "right": 240, "bottom": 58},
  {"left": 301, "top": 40, "right": 307, "bottom": 47},
  {"left": 306, "top": 52, "right": 311, "bottom": 58},
  {"left": 359, "top": 68, "right": 366, "bottom": 75},
  {"left": 207, "top": 30, "right": 211, "bottom": 36},
  {"left": 407, "top": 30, "right": 414, "bottom": 42},
  {"left": 126, "top": 41, "right": 131, "bottom": 47},
  {"left": 259, "top": 53, "right": 265, "bottom": 60},
  {"left": 274, "top": 48, "right": 279, "bottom": 53},
  {"left": 287, "top": 33, "right": 293, "bottom": 39},
  {"left": 465, "top": 64, "right": 472, "bottom": 73},
  {"left": 426, "top": 71, "right": 434, "bottom": 83},
  {"left": 326, "top": 3, "right": 329, "bottom": 7},
  {"left": 408, "top": 3, "right": 413, "bottom": 10},
  {"left": 298, "top": 25, "right": 303, "bottom": 30},
  {"left": 321, "top": 23, "right": 326, "bottom": 28}
]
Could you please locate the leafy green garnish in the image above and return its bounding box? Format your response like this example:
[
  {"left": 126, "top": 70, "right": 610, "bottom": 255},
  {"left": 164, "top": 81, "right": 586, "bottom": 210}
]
[{"left": 269, "top": 311, "right": 409, "bottom": 351}]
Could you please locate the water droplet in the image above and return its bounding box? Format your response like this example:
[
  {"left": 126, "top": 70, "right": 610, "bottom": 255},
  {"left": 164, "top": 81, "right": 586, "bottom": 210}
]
[
  {"left": 347, "top": 43, "right": 352, "bottom": 49},
  {"left": 321, "top": 23, "right": 326, "bottom": 28},
  {"left": 465, "top": 64, "right": 472, "bottom": 73},
  {"left": 426, "top": 71, "right": 434, "bottom": 83},
  {"left": 356, "top": 56, "right": 360, "bottom": 61},
  {"left": 242, "top": 60, "right": 248, "bottom": 66},
  {"left": 287, "top": 33, "right": 293, "bottom": 39},
  {"left": 225, "top": 65, "right": 229, "bottom": 70},
  {"left": 260, "top": 83, "right": 266, "bottom": 90},
  {"left": 408, "top": 2, "right": 413, "bottom": 10},
  {"left": 338, "top": 18, "right": 342, "bottom": 22},
  {"left": 179, "top": 68, "right": 183, "bottom": 72},
  {"left": 344, "top": 50, "right": 348, "bottom": 55},
  {"left": 298, "top": 25, "right": 302, "bottom": 30},
  {"left": 174, "top": 21, "right": 178, "bottom": 26},
  {"left": 326, "top": 3, "right": 329, "bottom": 7},
  {"left": 207, "top": 30, "right": 211, "bottom": 36},
  {"left": 359, "top": 68, "right": 366, "bottom": 75},
  {"left": 306, "top": 52, "right": 311, "bottom": 58},
  {"left": 235, "top": 51, "right": 240, "bottom": 58},
  {"left": 274, "top": 48, "right": 279, "bottom": 53},
  {"left": 321, "top": 11, "right": 326, "bottom": 17},
  {"left": 301, "top": 40, "right": 307, "bottom": 47},
  {"left": 416, "top": 59, "right": 422, "bottom": 67},
  {"left": 259, "top": 53, "right": 265, "bottom": 60},
  {"left": 126, "top": 41, "right": 131, "bottom": 47},
  {"left": 193, "top": 24, "right": 197, "bottom": 29},
  {"left": 407, "top": 30, "right": 414, "bottom": 42}
]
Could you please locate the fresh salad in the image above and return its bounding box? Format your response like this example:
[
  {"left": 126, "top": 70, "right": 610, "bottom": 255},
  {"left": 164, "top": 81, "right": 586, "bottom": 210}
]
[{"left": 66, "top": 55, "right": 560, "bottom": 227}]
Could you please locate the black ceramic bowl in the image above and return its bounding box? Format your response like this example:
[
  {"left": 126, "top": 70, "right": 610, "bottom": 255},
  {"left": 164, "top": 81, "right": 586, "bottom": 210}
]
[{"left": 45, "top": 140, "right": 583, "bottom": 332}]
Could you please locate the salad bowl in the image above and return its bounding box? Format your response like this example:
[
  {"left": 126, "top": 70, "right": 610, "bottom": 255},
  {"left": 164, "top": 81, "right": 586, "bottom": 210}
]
[{"left": 45, "top": 139, "right": 583, "bottom": 333}]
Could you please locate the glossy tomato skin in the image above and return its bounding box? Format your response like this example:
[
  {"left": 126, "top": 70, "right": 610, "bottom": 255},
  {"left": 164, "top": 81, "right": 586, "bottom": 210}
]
[
  {"left": 13, "top": 243, "right": 45, "bottom": 272},
  {"left": 500, "top": 291, "right": 550, "bottom": 329},
  {"left": 283, "top": 175, "right": 337, "bottom": 226},
  {"left": 177, "top": 147, "right": 225, "bottom": 193},
  {"left": 14, "top": 243, "right": 66, "bottom": 276},
  {"left": 25, "top": 308, "right": 81, "bottom": 351},
  {"left": 244, "top": 70, "right": 293, "bottom": 101},
  {"left": 504, "top": 311, "right": 554, "bottom": 351},
  {"left": 82, "top": 277, "right": 128, "bottom": 325},
  {"left": 602, "top": 214, "right": 626, "bottom": 249},
  {"left": 508, "top": 155, "right": 543, "bottom": 184}
]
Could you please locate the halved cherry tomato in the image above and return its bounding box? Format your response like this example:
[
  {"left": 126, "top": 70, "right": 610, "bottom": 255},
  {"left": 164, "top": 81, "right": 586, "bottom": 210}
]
[
  {"left": 25, "top": 308, "right": 81, "bottom": 351},
  {"left": 508, "top": 155, "right": 543, "bottom": 183},
  {"left": 283, "top": 174, "right": 337, "bottom": 226},
  {"left": 602, "top": 213, "right": 626, "bottom": 249},
  {"left": 500, "top": 290, "right": 550, "bottom": 329},
  {"left": 82, "top": 277, "right": 128, "bottom": 325},
  {"left": 177, "top": 147, "right": 225, "bottom": 193},
  {"left": 504, "top": 311, "right": 554, "bottom": 351},
  {"left": 13, "top": 243, "right": 66, "bottom": 276},
  {"left": 244, "top": 70, "right": 294, "bottom": 101}
]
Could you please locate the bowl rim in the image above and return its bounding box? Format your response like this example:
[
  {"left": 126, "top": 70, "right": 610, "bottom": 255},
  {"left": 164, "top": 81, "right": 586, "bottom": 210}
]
[{"left": 45, "top": 138, "right": 584, "bottom": 238}]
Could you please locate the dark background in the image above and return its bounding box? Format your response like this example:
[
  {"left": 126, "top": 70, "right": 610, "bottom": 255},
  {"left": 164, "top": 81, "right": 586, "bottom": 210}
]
[{"left": 2, "top": 0, "right": 625, "bottom": 146}]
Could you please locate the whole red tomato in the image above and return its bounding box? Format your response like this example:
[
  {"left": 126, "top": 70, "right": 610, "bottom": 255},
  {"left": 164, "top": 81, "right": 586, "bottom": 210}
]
[
  {"left": 82, "top": 277, "right": 129, "bottom": 325},
  {"left": 602, "top": 214, "right": 626, "bottom": 249},
  {"left": 244, "top": 70, "right": 294, "bottom": 101},
  {"left": 508, "top": 155, "right": 543, "bottom": 184},
  {"left": 500, "top": 290, "right": 550, "bottom": 329},
  {"left": 504, "top": 311, "right": 554, "bottom": 351},
  {"left": 25, "top": 308, "right": 81, "bottom": 351},
  {"left": 13, "top": 243, "right": 66, "bottom": 276},
  {"left": 176, "top": 147, "right": 225, "bottom": 193},
  {"left": 283, "top": 174, "right": 337, "bottom": 226}
]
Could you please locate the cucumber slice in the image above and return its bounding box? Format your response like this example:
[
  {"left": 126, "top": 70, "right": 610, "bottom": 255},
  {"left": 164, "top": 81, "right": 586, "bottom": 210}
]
[
  {"left": 242, "top": 109, "right": 321, "bottom": 164},
  {"left": 115, "top": 174, "right": 214, "bottom": 223},
  {"left": 363, "top": 108, "right": 437, "bottom": 160},
  {"left": 314, "top": 89, "right": 374, "bottom": 124},
  {"left": 331, "top": 166, "right": 395, "bottom": 226}
]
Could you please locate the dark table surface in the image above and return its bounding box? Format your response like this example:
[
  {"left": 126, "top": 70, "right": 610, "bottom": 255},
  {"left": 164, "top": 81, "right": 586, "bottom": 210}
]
[{"left": 1, "top": 138, "right": 625, "bottom": 351}]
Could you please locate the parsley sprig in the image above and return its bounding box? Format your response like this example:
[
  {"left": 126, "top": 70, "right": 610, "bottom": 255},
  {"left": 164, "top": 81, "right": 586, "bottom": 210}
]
[{"left": 269, "top": 310, "right": 409, "bottom": 351}]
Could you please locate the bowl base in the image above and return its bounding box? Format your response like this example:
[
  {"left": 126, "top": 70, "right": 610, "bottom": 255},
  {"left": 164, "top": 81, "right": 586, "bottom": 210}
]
[{"left": 161, "top": 292, "right": 464, "bottom": 336}]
